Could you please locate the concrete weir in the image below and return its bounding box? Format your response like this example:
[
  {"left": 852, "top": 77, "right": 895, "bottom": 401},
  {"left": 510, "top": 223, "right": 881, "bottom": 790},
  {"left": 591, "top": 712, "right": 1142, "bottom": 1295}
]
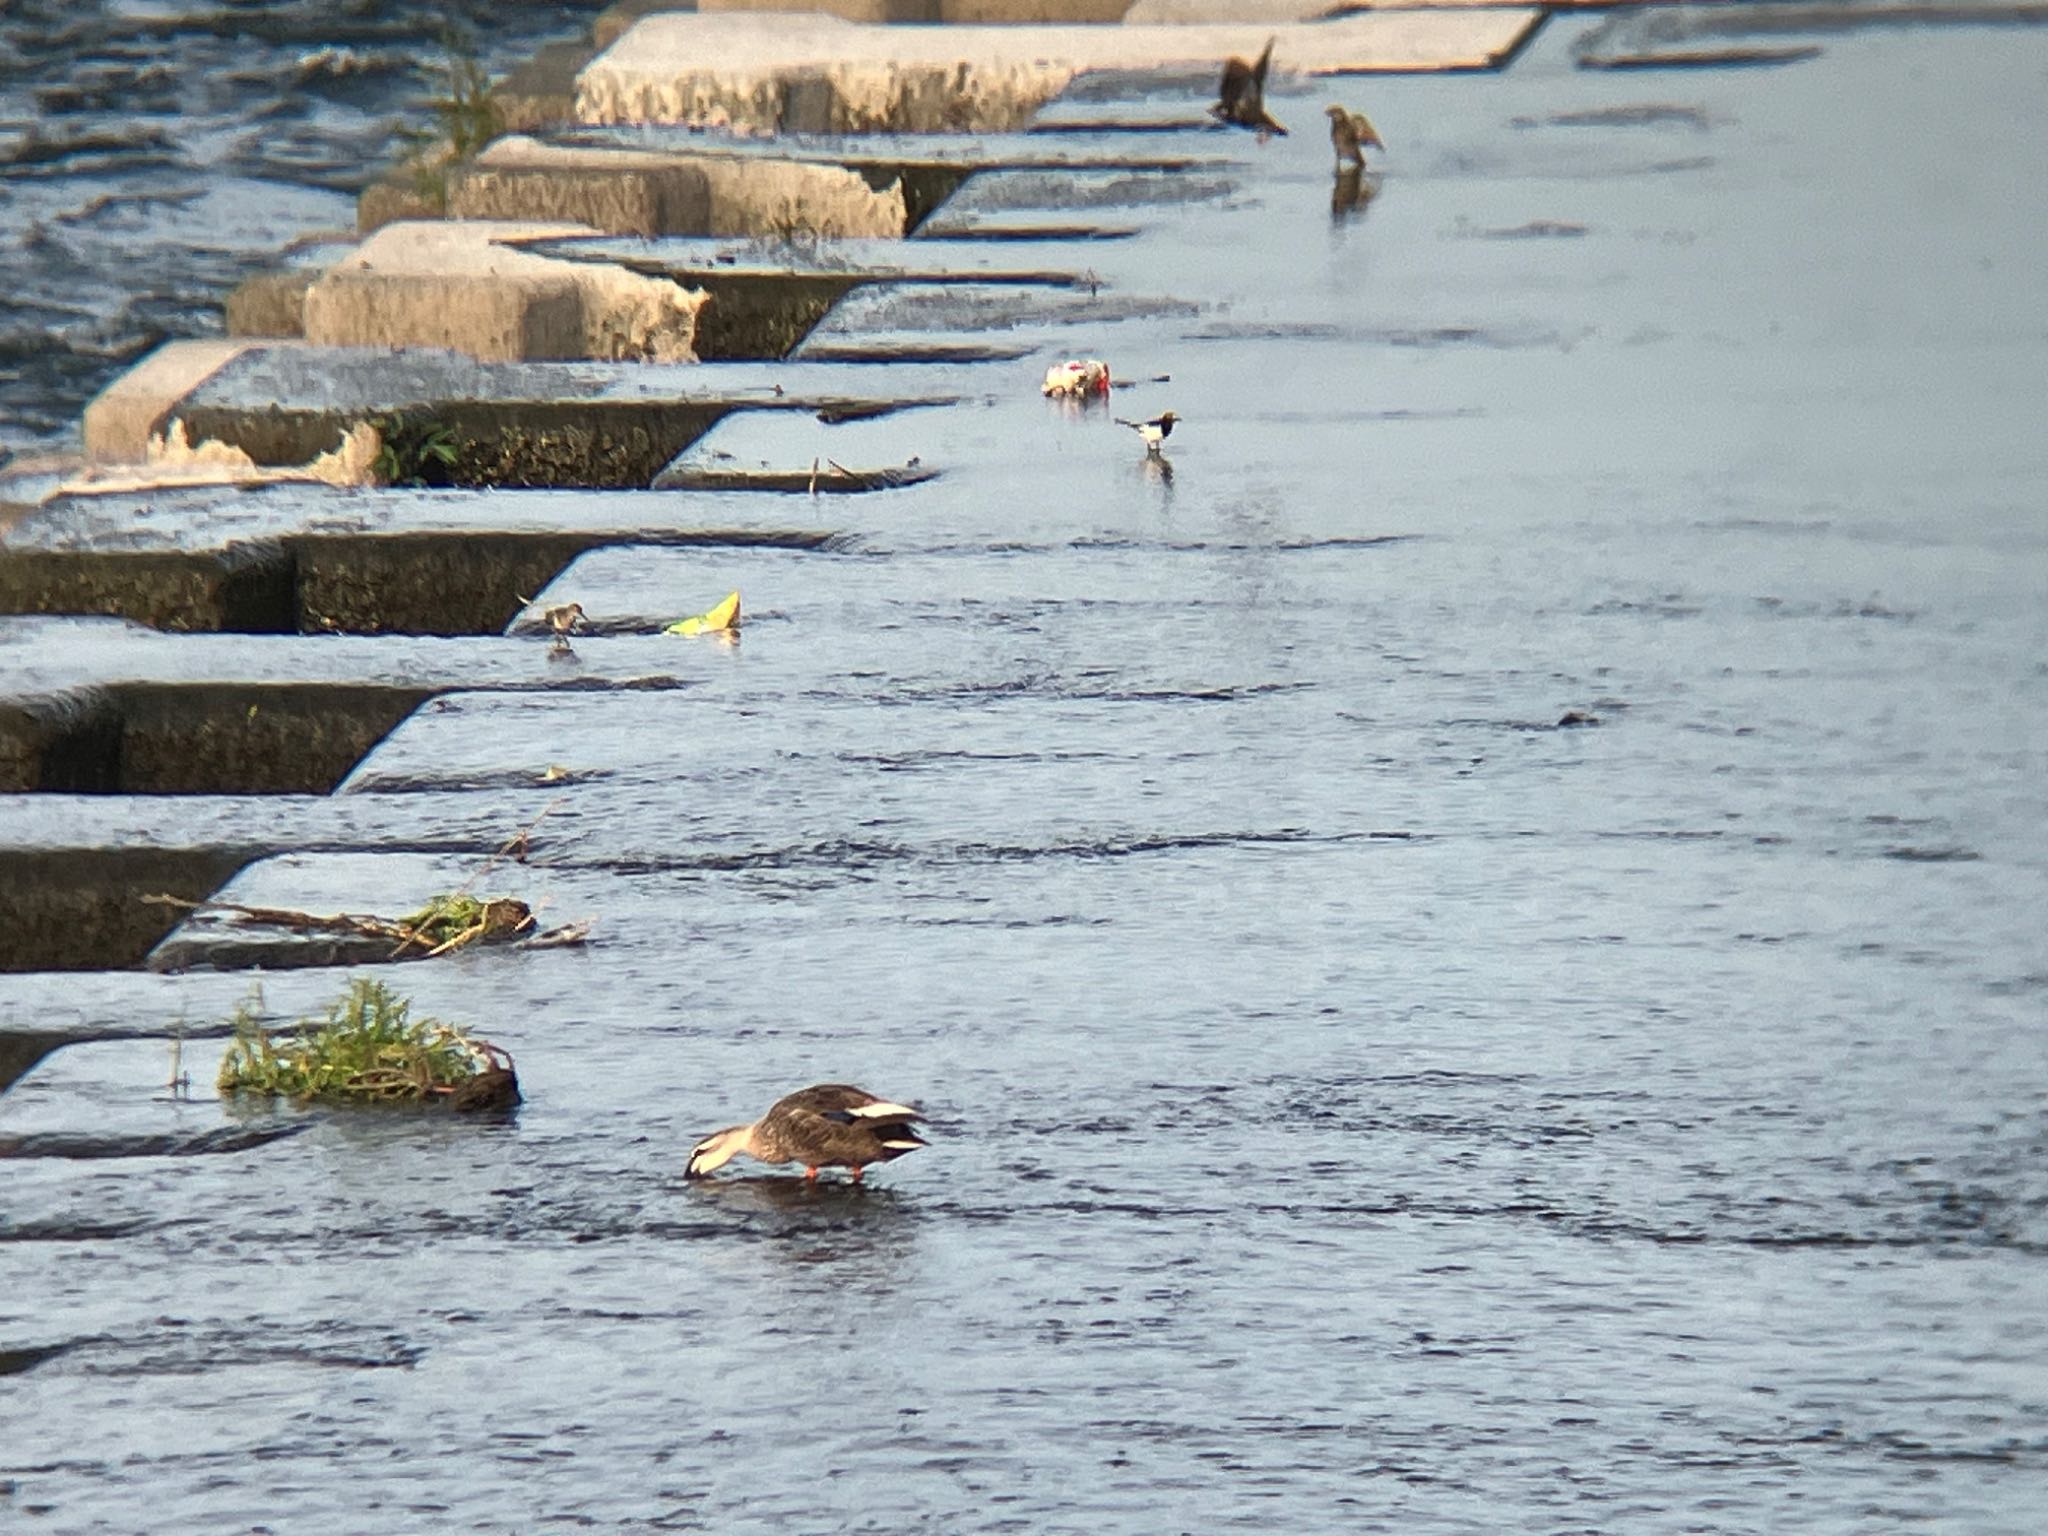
[
  {"left": 303, "top": 220, "right": 708, "bottom": 365},
  {"left": 2, "top": 4, "right": 1548, "bottom": 1055}
]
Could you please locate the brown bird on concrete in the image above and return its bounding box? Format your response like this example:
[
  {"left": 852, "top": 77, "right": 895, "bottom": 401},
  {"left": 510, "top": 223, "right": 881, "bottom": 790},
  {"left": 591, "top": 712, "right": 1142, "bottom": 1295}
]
[
  {"left": 543, "top": 601, "right": 584, "bottom": 653},
  {"left": 685, "top": 1084, "right": 928, "bottom": 1183},
  {"left": 1326, "top": 105, "right": 1385, "bottom": 171},
  {"left": 1211, "top": 37, "right": 1287, "bottom": 138}
]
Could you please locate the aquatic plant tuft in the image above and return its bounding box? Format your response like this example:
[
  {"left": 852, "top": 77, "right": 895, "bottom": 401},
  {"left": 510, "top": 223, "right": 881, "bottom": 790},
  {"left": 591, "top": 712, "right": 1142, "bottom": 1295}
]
[{"left": 216, "top": 979, "right": 519, "bottom": 1109}]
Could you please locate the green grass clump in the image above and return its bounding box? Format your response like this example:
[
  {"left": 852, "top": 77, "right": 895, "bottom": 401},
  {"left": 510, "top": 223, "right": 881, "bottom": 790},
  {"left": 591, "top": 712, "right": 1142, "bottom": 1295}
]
[{"left": 217, "top": 979, "right": 510, "bottom": 1106}]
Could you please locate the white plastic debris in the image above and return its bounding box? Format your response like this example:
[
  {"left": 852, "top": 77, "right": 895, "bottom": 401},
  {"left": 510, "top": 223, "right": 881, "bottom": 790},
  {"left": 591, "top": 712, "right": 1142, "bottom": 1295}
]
[{"left": 1040, "top": 358, "right": 1111, "bottom": 399}]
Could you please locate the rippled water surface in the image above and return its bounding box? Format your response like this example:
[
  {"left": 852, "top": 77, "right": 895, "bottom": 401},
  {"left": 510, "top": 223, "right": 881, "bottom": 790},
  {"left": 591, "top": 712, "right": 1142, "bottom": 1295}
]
[
  {"left": 0, "top": 0, "right": 609, "bottom": 457},
  {"left": 4, "top": 9, "right": 2048, "bottom": 1534}
]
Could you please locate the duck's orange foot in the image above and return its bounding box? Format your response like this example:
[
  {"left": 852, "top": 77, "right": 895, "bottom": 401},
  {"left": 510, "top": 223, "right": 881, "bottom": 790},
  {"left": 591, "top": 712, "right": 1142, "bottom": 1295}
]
[
  {"left": 804, "top": 1166, "right": 819, "bottom": 1181},
  {"left": 850, "top": 1166, "right": 865, "bottom": 1183}
]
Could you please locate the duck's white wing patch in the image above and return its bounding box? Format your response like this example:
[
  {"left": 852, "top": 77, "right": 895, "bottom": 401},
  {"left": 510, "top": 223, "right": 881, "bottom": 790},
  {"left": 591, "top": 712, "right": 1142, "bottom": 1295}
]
[{"left": 848, "top": 1100, "right": 919, "bottom": 1120}]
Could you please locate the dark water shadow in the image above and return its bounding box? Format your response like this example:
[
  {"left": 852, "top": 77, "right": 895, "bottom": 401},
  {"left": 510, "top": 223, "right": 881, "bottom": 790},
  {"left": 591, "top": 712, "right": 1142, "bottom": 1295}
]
[
  {"left": 0, "top": 1122, "right": 309, "bottom": 1159},
  {"left": 0, "top": 1339, "right": 80, "bottom": 1376}
]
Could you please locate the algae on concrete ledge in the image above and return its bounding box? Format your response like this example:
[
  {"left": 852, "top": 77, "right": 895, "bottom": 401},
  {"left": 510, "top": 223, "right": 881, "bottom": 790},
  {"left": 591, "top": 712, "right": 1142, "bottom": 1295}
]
[{"left": 216, "top": 978, "right": 520, "bottom": 1109}]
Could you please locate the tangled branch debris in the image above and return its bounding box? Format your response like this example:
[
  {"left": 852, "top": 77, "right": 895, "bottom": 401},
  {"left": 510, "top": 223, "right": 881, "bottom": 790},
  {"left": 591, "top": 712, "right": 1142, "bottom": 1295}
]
[
  {"left": 216, "top": 979, "right": 520, "bottom": 1110},
  {"left": 141, "top": 890, "right": 581, "bottom": 959}
]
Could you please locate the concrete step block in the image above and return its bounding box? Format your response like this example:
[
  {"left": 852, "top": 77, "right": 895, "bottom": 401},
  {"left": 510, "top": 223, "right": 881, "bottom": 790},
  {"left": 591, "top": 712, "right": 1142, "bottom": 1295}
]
[
  {"left": 80, "top": 341, "right": 255, "bottom": 465},
  {"left": 302, "top": 220, "right": 709, "bottom": 365},
  {"left": 578, "top": 11, "right": 1543, "bottom": 133},
  {"left": 943, "top": 0, "right": 1131, "bottom": 19},
  {"left": 449, "top": 141, "right": 713, "bottom": 237},
  {"left": 700, "top": 0, "right": 941, "bottom": 18},
  {"left": 451, "top": 135, "right": 915, "bottom": 239}
]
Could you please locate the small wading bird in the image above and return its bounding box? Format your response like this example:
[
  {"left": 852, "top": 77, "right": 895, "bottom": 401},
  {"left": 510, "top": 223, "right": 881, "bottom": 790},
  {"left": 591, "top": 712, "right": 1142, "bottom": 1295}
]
[
  {"left": 1212, "top": 36, "right": 1287, "bottom": 138},
  {"left": 543, "top": 601, "right": 584, "bottom": 653},
  {"left": 1116, "top": 410, "right": 1178, "bottom": 455},
  {"left": 685, "top": 1084, "right": 927, "bottom": 1182},
  {"left": 1325, "top": 104, "right": 1385, "bottom": 172}
]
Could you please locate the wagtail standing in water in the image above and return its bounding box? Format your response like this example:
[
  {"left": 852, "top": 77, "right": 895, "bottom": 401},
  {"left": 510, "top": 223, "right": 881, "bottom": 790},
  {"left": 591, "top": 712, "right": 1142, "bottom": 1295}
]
[
  {"left": 1116, "top": 411, "right": 1179, "bottom": 455},
  {"left": 1211, "top": 38, "right": 1287, "bottom": 139}
]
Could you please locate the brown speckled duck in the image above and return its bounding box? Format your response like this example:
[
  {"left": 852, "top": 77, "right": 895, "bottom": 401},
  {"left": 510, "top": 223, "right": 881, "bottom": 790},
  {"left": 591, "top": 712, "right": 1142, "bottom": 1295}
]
[{"left": 685, "top": 1084, "right": 927, "bottom": 1183}]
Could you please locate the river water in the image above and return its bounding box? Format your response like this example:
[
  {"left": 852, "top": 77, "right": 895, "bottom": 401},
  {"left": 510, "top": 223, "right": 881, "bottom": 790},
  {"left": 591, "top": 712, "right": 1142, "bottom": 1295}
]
[
  {"left": 4, "top": 6, "right": 2048, "bottom": 1534},
  {"left": 0, "top": 0, "right": 610, "bottom": 460}
]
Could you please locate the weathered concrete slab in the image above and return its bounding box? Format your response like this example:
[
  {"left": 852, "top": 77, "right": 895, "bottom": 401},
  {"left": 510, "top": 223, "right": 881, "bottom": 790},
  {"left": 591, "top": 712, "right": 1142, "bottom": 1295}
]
[
  {"left": 529, "top": 231, "right": 1092, "bottom": 358},
  {"left": 943, "top": 0, "right": 1132, "bottom": 18},
  {"left": 453, "top": 135, "right": 919, "bottom": 240},
  {"left": 543, "top": 232, "right": 1096, "bottom": 285},
  {"left": 556, "top": 122, "right": 1243, "bottom": 171},
  {"left": 699, "top": 0, "right": 940, "bottom": 17},
  {"left": 0, "top": 513, "right": 836, "bottom": 634},
  {"left": 577, "top": 12, "right": 1543, "bottom": 132},
  {"left": 448, "top": 141, "right": 712, "bottom": 238},
  {"left": 495, "top": 39, "right": 595, "bottom": 134},
  {"left": 0, "top": 615, "right": 700, "bottom": 703},
  {"left": 1125, "top": 0, "right": 1341, "bottom": 18},
  {"left": 0, "top": 847, "right": 249, "bottom": 972},
  {"left": 696, "top": 0, "right": 1134, "bottom": 16},
  {"left": 2, "top": 679, "right": 432, "bottom": 797},
  {"left": 355, "top": 175, "right": 444, "bottom": 236},
  {"left": 648, "top": 393, "right": 966, "bottom": 490},
  {"left": 913, "top": 207, "right": 1142, "bottom": 241},
  {"left": 654, "top": 449, "right": 938, "bottom": 493},
  {"left": 800, "top": 277, "right": 1199, "bottom": 355},
  {"left": 303, "top": 220, "right": 709, "bottom": 365},
  {"left": 1127, "top": 0, "right": 1565, "bottom": 17},
  {"left": 0, "top": 540, "right": 299, "bottom": 633},
  {"left": 72, "top": 344, "right": 968, "bottom": 488},
  {"left": 224, "top": 270, "right": 323, "bottom": 338},
  {"left": 596, "top": 0, "right": 697, "bottom": 52},
  {"left": 0, "top": 479, "right": 844, "bottom": 555},
  {"left": 79, "top": 341, "right": 255, "bottom": 466}
]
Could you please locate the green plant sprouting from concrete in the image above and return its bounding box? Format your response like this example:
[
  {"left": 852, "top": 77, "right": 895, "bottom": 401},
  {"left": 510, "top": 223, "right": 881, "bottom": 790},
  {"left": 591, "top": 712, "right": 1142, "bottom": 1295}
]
[
  {"left": 216, "top": 978, "right": 517, "bottom": 1106},
  {"left": 371, "top": 413, "right": 461, "bottom": 487},
  {"left": 395, "top": 30, "right": 504, "bottom": 205}
]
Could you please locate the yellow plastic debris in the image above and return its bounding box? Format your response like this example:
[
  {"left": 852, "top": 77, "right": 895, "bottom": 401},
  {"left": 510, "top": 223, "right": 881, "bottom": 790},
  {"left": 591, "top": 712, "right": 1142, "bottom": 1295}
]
[{"left": 665, "top": 590, "right": 742, "bottom": 637}]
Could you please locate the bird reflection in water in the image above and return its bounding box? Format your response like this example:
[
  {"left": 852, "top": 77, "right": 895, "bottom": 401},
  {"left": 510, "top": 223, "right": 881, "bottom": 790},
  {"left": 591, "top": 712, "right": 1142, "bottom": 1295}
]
[
  {"left": 686, "top": 1174, "right": 919, "bottom": 1284},
  {"left": 688, "top": 1172, "right": 908, "bottom": 1215},
  {"left": 1332, "top": 167, "right": 1380, "bottom": 223},
  {"left": 1143, "top": 453, "right": 1175, "bottom": 490}
]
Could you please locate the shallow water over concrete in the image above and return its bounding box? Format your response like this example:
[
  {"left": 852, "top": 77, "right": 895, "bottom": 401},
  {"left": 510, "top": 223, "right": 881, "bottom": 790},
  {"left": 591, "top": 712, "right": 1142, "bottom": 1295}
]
[{"left": 4, "top": 15, "right": 2048, "bottom": 1535}]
